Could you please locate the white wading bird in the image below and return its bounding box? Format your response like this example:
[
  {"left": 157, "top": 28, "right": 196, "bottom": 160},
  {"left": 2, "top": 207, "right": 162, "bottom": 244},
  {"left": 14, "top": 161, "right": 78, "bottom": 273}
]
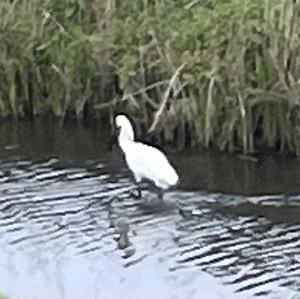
[{"left": 115, "top": 114, "right": 179, "bottom": 200}]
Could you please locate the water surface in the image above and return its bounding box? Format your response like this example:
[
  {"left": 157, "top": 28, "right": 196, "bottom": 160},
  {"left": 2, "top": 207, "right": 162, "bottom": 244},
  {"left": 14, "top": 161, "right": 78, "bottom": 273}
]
[{"left": 0, "top": 120, "right": 300, "bottom": 299}]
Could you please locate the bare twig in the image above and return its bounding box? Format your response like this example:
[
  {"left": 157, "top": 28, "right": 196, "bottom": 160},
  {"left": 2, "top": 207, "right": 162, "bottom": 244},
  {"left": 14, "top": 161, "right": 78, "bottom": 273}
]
[
  {"left": 185, "top": 0, "right": 201, "bottom": 9},
  {"left": 124, "top": 94, "right": 139, "bottom": 108},
  {"left": 121, "top": 80, "right": 169, "bottom": 109},
  {"left": 121, "top": 80, "right": 168, "bottom": 99},
  {"left": 94, "top": 99, "right": 116, "bottom": 110},
  {"left": 148, "top": 63, "right": 186, "bottom": 133}
]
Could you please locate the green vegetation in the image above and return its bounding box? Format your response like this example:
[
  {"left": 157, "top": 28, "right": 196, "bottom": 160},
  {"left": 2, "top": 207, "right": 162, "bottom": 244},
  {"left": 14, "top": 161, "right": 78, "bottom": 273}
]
[{"left": 1, "top": 0, "right": 300, "bottom": 155}]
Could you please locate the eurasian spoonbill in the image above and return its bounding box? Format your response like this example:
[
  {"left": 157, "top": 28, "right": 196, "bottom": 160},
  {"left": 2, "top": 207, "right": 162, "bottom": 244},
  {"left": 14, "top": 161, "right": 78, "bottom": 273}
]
[{"left": 115, "top": 114, "right": 179, "bottom": 200}]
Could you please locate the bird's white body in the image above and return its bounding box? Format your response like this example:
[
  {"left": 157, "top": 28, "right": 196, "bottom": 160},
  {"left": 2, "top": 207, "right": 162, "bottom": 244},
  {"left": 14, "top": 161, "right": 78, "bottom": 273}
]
[{"left": 115, "top": 115, "right": 179, "bottom": 191}]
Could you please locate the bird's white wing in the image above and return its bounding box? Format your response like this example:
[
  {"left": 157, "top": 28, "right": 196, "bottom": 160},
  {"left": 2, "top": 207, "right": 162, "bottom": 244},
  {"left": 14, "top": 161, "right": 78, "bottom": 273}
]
[{"left": 125, "top": 142, "right": 178, "bottom": 189}]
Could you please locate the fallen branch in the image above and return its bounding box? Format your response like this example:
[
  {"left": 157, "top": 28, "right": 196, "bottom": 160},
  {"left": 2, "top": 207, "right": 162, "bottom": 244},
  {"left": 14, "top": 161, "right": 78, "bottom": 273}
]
[
  {"left": 121, "top": 80, "right": 169, "bottom": 99},
  {"left": 148, "top": 63, "right": 186, "bottom": 133}
]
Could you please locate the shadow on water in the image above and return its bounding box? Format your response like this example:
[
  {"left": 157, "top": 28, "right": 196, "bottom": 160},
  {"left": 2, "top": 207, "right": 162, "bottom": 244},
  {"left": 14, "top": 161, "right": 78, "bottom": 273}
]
[{"left": 0, "top": 119, "right": 300, "bottom": 299}]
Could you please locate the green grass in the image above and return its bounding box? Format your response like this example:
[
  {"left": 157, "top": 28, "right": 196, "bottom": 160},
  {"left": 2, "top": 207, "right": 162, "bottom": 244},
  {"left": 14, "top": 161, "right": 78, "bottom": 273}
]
[{"left": 1, "top": 0, "right": 300, "bottom": 155}]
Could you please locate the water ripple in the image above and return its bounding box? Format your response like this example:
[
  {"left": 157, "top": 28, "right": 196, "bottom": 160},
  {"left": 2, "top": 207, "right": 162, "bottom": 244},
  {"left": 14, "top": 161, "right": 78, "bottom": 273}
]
[{"left": 0, "top": 159, "right": 299, "bottom": 299}]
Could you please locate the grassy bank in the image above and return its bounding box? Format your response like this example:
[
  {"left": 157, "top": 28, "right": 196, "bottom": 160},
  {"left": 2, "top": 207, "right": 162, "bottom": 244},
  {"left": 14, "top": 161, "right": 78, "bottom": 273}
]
[{"left": 1, "top": 0, "right": 300, "bottom": 155}]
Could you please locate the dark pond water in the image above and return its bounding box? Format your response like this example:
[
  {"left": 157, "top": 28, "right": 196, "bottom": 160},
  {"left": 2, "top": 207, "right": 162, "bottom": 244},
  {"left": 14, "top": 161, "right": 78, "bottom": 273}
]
[{"left": 1, "top": 119, "right": 300, "bottom": 299}]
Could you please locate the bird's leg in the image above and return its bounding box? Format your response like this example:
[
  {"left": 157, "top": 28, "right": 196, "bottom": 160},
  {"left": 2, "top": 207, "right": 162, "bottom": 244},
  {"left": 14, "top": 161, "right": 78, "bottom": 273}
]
[
  {"left": 129, "top": 183, "right": 142, "bottom": 199},
  {"left": 130, "top": 177, "right": 142, "bottom": 199},
  {"left": 136, "top": 182, "right": 142, "bottom": 200}
]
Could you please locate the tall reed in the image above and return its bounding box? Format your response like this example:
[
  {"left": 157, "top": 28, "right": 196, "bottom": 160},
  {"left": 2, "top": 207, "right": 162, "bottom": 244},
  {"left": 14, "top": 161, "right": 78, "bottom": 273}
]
[
  {"left": 0, "top": 0, "right": 116, "bottom": 118},
  {"left": 1, "top": 0, "right": 300, "bottom": 155},
  {"left": 115, "top": 0, "right": 300, "bottom": 155}
]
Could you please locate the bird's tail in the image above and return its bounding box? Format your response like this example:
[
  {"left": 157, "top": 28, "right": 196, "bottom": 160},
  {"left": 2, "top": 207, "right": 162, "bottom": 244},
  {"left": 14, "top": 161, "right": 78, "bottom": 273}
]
[{"left": 167, "top": 168, "right": 179, "bottom": 187}]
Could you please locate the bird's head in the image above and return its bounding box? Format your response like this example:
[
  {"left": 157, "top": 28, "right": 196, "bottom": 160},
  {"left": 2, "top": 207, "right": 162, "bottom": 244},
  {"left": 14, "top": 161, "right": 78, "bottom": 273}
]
[{"left": 114, "top": 114, "right": 135, "bottom": 141}]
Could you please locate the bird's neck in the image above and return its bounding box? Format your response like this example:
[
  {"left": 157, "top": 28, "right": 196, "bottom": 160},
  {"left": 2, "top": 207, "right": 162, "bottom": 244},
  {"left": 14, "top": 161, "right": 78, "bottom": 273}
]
[{"left": 118, "top": 129, "right": 135, "bottom": 152}]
